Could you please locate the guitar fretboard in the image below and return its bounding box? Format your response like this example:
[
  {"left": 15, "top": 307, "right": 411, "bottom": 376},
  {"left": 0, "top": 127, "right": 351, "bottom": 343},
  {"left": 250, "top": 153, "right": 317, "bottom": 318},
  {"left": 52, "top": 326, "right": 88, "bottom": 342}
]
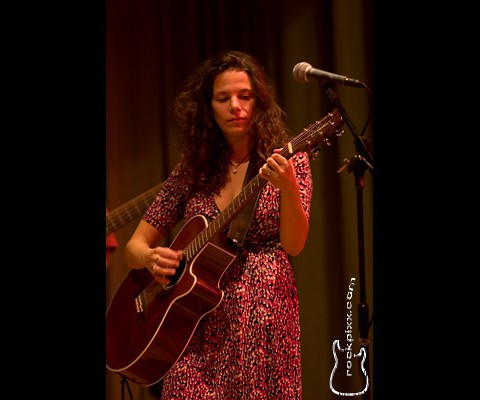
[{"left": 107, "top": 182, "right": 164, "bottom": 234}]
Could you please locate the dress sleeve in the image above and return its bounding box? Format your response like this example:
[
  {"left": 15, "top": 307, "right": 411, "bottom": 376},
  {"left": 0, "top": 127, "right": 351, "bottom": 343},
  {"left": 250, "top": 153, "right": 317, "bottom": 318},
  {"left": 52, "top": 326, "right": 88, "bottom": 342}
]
[
  {"left": 292, "top": 151, "right": 313, "bottom": 220},
  {"left": 143, "top": 164, "right": 188, "bottom": 235}
]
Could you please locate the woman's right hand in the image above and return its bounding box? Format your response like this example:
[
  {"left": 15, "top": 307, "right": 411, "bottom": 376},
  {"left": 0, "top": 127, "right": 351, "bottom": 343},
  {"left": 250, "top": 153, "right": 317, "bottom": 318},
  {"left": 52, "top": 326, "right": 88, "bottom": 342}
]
[{"left": 145, "top": 246, "right": 183, "bottom": 282}]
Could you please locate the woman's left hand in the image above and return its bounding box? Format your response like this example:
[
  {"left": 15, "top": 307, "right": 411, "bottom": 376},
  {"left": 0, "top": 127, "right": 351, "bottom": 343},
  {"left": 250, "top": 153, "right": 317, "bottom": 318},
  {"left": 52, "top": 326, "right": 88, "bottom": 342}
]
[{"left": 259, "top": 149, "right": 296, "bottom": 191}]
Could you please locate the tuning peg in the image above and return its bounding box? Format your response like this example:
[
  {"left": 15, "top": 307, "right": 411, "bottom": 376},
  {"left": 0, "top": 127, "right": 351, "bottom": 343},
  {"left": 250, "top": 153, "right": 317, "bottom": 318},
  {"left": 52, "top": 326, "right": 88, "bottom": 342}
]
[{"left": 336, "top": 158, "right": 351, "bottom": 174}]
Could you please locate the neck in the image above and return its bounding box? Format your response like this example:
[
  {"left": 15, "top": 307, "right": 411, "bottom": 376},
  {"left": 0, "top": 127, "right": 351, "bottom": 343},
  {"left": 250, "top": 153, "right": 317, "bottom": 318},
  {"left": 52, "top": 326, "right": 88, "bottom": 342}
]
[
  {"left": 227, "top": 135, "right": 253, "bottom": 162},
  {"left": 230, "top": 151, "right": 250, "bottom": 166},
  {"left": 229, "top": 149, "right": 251, "bottom": 175}
]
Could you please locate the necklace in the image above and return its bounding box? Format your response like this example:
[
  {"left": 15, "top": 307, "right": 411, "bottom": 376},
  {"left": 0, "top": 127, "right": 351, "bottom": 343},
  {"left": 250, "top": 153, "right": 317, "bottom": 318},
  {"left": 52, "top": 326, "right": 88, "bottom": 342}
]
[{"left": 229, "top": 152, "right": 250, "bottom": 174}]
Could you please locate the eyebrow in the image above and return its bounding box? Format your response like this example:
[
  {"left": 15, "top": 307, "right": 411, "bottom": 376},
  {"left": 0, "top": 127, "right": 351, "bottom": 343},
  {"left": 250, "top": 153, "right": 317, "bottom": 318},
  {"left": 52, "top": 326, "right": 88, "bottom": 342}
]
[{"left": 213, "top": 88, "right": 253, "bottom": 96}]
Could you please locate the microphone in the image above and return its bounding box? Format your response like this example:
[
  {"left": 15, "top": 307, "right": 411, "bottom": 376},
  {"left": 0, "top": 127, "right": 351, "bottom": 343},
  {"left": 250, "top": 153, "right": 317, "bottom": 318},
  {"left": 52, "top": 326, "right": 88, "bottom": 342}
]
[{"left": 292, "top": 62, "right": 365, "bottom": 88}]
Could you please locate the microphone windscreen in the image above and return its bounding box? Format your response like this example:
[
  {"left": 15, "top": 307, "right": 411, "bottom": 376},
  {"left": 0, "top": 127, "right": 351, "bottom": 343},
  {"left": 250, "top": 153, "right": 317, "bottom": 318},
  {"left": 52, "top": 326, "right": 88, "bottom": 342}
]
[{"left": 292, "top": 62, "right": 312, "bottom": 82}]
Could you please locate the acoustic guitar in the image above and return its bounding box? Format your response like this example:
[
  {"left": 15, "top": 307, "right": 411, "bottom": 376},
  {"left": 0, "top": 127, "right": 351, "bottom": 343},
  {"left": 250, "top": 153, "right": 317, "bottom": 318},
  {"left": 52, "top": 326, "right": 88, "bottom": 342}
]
[{"left": 106, "top": 109, "right": 344, "bottom": 386}]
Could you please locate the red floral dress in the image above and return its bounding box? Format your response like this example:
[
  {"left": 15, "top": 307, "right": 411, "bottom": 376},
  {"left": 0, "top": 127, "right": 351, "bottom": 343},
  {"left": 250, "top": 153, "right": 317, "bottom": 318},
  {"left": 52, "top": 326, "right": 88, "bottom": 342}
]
[{"left": 143, "top": 152, "right": 313, "bottom": 399}]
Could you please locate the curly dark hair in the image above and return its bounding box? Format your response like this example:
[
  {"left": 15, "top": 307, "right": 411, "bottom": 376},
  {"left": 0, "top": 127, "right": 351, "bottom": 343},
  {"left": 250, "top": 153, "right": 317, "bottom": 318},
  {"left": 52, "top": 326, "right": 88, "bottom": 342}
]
[{"left": 173, "top": 50, "right": 292, "bottom": 196}]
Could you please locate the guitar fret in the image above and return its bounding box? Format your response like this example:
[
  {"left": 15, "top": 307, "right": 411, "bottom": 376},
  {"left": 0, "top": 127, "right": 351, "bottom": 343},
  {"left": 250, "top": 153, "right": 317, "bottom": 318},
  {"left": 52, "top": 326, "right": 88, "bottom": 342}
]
[
  {"left": 204, "top": 227, "right": 211, "bottom": 244},
  {"left": 203, "top": 225, "right": 212, "bottom": 244},
  {"left": 238, "top": 192, "right": 246, "bottom": 203},
  {"left": 198, "top": 232, "right": 205, "bottom": 250},
  {"left": 192, "top": 237, "right": 199, "bottom": 253}
]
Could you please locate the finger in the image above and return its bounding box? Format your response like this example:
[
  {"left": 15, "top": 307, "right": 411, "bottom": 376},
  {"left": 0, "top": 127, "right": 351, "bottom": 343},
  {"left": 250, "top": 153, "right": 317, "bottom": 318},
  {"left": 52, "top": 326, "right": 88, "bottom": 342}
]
[
  {"left": 152, "top": 254, "right": 180, "bottom": 269},
  {"left": 157, "top": 247, "right": 183, "bottom": 261},
  {"left": 271, "top": 153, "right": 289, "bottom": 169},
  {"left": 151, "top": 263, "right": 158, "bottom": 275},
  {"left": 268, "top": 170, "right": 278, "bottom": 179},
  {"left": 259, "top": 165, "right": 268, "bottom": 178}
]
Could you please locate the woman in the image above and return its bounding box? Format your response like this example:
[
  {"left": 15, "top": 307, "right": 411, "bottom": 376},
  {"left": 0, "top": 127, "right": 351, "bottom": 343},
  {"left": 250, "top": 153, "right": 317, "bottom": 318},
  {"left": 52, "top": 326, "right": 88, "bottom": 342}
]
[{"left": 124, "top": 50, "right": 313, "bottom": 399}]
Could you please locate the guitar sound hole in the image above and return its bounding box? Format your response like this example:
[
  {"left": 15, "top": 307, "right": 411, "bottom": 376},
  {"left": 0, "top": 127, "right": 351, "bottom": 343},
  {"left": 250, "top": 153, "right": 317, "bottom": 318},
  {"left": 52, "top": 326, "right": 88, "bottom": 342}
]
[{"left": 165, "top": 258, "right": 186, "bottom": 288}]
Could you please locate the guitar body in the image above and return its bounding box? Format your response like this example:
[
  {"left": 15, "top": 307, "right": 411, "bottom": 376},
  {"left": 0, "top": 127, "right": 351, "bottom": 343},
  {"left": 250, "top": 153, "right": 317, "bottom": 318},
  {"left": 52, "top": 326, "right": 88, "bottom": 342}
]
[{"left": 106, "top": 215, "right": 238, "bottom": 386}]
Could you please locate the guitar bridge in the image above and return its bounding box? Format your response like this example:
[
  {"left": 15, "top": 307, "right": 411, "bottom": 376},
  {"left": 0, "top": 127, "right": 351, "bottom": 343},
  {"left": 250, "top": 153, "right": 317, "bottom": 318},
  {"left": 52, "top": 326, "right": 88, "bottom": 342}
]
[{"left": 134, "top": 295, "right": 144, "bottom": 314}]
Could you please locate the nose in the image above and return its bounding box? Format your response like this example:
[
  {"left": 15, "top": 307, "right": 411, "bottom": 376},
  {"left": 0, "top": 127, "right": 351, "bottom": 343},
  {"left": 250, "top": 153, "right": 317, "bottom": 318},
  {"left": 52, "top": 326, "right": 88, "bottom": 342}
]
[{"left": 229, "top": 97, "right": 241, "bottom": 112}]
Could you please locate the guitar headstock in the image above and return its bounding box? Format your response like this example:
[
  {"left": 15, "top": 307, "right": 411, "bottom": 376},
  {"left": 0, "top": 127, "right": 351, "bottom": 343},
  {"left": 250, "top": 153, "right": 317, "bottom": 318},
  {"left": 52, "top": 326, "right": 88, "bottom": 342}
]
[{"left": 281, "top": 108, "right": 344, "bottom": 160}]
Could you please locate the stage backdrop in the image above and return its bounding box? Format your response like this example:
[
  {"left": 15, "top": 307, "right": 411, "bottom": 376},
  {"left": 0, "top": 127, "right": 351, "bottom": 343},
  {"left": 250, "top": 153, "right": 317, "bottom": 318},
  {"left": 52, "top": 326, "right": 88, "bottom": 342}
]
[{"left": 106, "top": 1, "right": 373, "bottom": 399}]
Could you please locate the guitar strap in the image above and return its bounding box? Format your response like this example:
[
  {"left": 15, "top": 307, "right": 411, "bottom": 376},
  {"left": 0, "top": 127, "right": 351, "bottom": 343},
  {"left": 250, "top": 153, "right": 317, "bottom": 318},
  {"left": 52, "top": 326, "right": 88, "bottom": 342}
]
[{"left": 226, "top": 151, "right": 263, "bottom": 247}]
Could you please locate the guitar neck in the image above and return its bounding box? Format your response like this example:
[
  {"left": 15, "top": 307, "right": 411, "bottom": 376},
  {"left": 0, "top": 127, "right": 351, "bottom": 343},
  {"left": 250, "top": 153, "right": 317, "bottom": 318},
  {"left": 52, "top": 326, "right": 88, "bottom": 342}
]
[
  {"left": 183, "top": 109, "right": 342, "bottom": 261},
  {"left": 106, "top": 182, "right": 164, "bottom": 234}
]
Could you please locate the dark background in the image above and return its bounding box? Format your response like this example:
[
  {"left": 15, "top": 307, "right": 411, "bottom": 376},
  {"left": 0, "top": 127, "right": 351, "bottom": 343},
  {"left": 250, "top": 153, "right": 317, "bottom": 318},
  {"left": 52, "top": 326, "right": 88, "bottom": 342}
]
[{"left": 106, "top": 1, "right": 373, "bottom": 399}]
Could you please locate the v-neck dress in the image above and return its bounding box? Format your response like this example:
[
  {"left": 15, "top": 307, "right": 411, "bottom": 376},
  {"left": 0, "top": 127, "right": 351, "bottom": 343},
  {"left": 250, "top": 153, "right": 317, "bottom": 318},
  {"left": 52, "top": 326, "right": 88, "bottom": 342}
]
[{"left": 143, "top": 151, "right": 313, "bottom": 399}]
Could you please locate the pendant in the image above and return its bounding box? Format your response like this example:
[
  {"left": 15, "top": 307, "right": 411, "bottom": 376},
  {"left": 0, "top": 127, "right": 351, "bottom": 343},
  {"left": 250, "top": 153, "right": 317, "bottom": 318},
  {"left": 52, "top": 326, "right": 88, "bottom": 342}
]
[{"left": 230, "top": 153, "right": 249, "bottom": 175}]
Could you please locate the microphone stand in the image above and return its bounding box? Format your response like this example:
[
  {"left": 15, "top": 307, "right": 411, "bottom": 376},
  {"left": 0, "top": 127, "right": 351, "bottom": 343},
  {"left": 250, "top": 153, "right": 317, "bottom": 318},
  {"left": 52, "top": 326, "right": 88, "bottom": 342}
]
[{"left": 325, "top": 85, "right": 373, "bottom": 400}]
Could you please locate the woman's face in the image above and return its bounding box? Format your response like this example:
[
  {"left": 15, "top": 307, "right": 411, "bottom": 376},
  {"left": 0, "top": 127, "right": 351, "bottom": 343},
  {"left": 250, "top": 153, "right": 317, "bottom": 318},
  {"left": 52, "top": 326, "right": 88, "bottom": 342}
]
[{"left": 211, "top": 69, "right": 256, "bottom": 140}]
